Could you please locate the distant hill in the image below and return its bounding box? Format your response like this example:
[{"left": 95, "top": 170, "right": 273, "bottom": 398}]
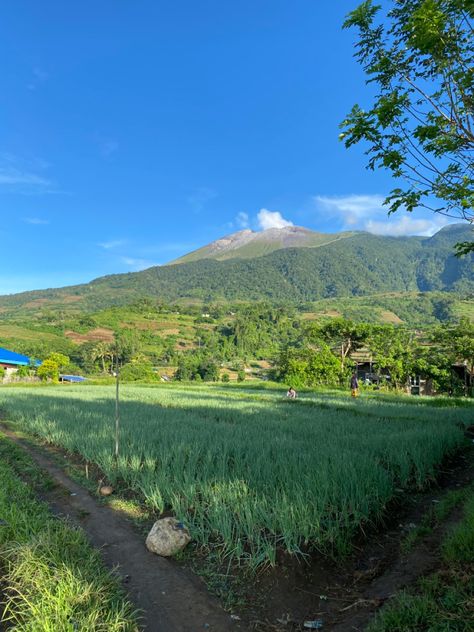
[{"left": 0, "top": 224, "right": 472, "bottom": 315}]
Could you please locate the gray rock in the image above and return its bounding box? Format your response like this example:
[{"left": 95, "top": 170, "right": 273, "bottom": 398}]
[{"left": 146, "top": 517, "right": 191, "bottom": 557}]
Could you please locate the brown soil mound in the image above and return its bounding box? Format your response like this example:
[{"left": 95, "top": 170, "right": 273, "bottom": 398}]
[{"left": 64, "top": 328, "right": 115, "bottom": 344}]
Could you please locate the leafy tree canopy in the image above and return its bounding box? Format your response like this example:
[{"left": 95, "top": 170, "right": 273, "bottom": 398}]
[
  {"left": 311, "top": 318, "right": 370, "bottom": 371},
  {"left": 433, "top": 316, "right": 474, "bottom": 373},
  {"left": 341, "top": 0, "right": 474, "bottom": 251}
]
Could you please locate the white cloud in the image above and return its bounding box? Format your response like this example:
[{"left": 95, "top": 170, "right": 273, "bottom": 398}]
[
  {"left": 236, "top": 212, "right": 249, "bottom": 229},
  {"left": 257, "top": 208, "right": 293, "bottom": 230},
  {"left": 23, "top": 217, "right": 49, "bottom": 225},
  {"left": 365, "top": 215, "right": 450, "bottom": 237},
  {"left": 314, "top": 194, "right": 451, "bottom": 237},
  {"left": 98, "top": 239, "right": 126, "bottom": 249},
  {"left": 314, "top": 194, "right": 386, "bottom": 226},
  {"left": 0, "top": 168, "right": 51, "bottom": 187},
  {"left": 121, "top": 256, "right": 157, "bottom": 270},
  {"left": 0, "top": 154, "right": 54, "bottom": 193}
]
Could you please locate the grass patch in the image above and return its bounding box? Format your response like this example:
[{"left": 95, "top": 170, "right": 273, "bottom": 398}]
[
  {"left": 442, "top": 495, "right": 474, "bottom": 564},
  {"left": 0, "top": 433, "right": 138, "bottom": 630},
  {"left": 368, "top": 483, "right": 474, "bottom": 631},
  {"left": 400, "top": 482, "right": 474, "bottom": 554}
]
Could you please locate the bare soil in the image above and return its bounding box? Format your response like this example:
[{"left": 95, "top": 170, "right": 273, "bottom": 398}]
[
  {"left": 64, "top": 327, "right": 115, "bottom": 344},
  {"left": 1, "top": 423, "right": 473, "bottom": 632}
]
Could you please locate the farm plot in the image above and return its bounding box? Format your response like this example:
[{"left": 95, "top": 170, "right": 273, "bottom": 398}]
[{"left": 1, "top": 385, "right": 471, "bottom": 568}]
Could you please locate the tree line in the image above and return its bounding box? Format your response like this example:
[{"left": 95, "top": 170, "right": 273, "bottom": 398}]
[{"left": 14, "top": 303, "right": 473, "bottom": 396}]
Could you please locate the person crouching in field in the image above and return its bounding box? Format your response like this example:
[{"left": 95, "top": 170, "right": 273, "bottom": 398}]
[
  {"left": 351, "top": 372, "right": 359, "bottom": 398},
  {"left": 287, "top": 386, "right": 297, "bottom": 399}
]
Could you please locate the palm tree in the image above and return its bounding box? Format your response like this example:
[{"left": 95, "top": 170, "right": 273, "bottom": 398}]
[{"left": 91, "top": 341, "right": 114, "bottom": 373}]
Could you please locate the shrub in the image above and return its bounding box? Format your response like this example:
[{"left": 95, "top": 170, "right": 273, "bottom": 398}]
[
  {"left": 120, "top": 362, "right": 156, "bottom": 382},
  {"left": 37, "top": 360, "right": 59, "bottom": 382}
]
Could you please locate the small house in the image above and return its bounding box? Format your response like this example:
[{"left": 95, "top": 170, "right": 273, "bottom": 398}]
[{"left": 0, "top": 347, "right": 38, "bottom": 376}]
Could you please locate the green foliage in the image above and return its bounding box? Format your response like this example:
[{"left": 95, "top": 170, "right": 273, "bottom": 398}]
[
  {"left": 175, "top": 354, "right": 219, "bottom": 382},
  {"left": 310, "top": 291, "right": 462, "bottom": 326},
  {"left": 433, "top": 317, "right": 474, "bottom": 394},
  {"left": 120, "top": 361, "right": 156, "bottom": 382},
  {"left": 220, "top": 303, "right": 299, "bottom": 360},
  {"left": 47, "top": 352, "right": 70, "bottom": 372},
  {"left": 0, "top": 367, "right": 5, "bottom": 379},
  {"left": 37, "top": 359, "right": 60, "bottom": 382},
  {"left": 0, "top": 434, "right": 137, "bottom": 630},
  {"left": 36, "top": 352, "right": 70, "bottom": 382},
  {"left": 12, "top": 338, "right": 76, "bottom": 361},
  {"left": 90, "top": 341, "right": 114, "bottom": 374},
  {"left": 314, "top": 318, "right": 370, "bottom": 371},
  {"left": 342, "top": 0, "right": 474, "bottom": 249},
  {"left": 442, "top": 493, "right": 474, "bottom": 563},
  {"left": 114, "top": 329, "right": 142, "bottom": 365},
  {"left": 221, "top": 372, "right": 230, "bottom": 383},
  {"left": 277, "top": 344, "right": 342, "bottom": 388},
  {"left": 368, "top": 326, "right": 415, "bottom": 388},
  {"left": 237, "top": 369, "right": 246, "bottom": 382}
]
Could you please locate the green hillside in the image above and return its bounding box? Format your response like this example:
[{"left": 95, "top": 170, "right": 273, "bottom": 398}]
[{"left": 0, "top": 225, "right": 471, "bottom": 318}]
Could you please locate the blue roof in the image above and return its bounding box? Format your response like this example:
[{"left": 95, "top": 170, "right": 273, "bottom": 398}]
[
  {"left": 0, "top": 347, "right": 35, "bottom": 366},
  {"left": 60, "top": 375, "right": 87, "bottom": 382}
]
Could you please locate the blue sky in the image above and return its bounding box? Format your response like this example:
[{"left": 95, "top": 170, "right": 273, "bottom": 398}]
[{"left": 1, "top": 0, "right": 453, "bottom": 294}]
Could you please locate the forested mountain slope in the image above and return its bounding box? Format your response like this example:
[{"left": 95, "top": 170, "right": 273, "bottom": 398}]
[{"left": 0, "top": 224, "right": 472, "bottom": 315}]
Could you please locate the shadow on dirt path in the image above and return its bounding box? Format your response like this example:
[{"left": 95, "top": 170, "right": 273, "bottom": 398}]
[{"left": 1, "top": 425, "right": 247, "bottom": 632}]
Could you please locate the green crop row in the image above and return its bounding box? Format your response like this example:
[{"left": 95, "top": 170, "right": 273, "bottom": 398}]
[{"left": 1, "top": 384, "right": 472, "bottom": 569}]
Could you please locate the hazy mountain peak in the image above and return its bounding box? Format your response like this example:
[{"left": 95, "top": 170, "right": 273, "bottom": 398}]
[{"left": 170, "top": 225, "right": 354, "bottom": 264}]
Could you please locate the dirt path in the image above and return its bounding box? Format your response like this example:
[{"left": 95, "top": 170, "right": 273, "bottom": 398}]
[{"left": 1, "top": 426, "right": 246, "bottom": 632}]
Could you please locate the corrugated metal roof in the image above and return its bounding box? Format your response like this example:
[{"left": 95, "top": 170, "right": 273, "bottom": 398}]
[
  {"left": 0, "top": 347, "right": 32, "bottom": 366},
  {"left": 60, "top": 375, "right": 86, "bottom": 382}
]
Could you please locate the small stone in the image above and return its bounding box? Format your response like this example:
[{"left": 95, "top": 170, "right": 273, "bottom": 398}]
[
  {"left": 146, "top": 517, "right": 191, "bottom": 557},
  {"left": 99, "top": 485, "right": 114, "bottom": 496}
]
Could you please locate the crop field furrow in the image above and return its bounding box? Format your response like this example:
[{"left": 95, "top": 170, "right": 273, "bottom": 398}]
[{"left": 1, "top": 385, "right": 472, "bottom": 568}]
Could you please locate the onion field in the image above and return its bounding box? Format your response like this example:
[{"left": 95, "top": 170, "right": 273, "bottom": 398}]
[{"left": 1, "top": 385, "right": 471, "bottom": 568}]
